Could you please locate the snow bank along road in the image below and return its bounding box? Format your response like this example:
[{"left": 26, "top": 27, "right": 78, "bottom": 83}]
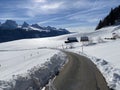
[{"left": 45, "top": 51, "right": 109, "bottom": 90}]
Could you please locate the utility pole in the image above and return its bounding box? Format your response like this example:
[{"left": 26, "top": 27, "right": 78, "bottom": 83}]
[
  {"left": 62, "top": 44, "right": 64, "bottom": 50},
  {"left": 80, "top": 36, "right": 89, "bottom": 53},
  {"left": 82, "top": 43, "right": 83, "bottom": 53}
]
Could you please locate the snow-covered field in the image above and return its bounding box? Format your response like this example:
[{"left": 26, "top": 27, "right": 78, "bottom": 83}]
[
  {"left": 0, "top": 49, "right": 59, "bottom": 80},
  {"left": 0, "top": 39, "right": 67, "bottom": 89},
  {"left": 0, "top": 25, "right": 120, "bottom": 89}
]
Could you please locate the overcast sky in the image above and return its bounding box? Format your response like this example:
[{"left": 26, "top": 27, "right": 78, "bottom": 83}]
[{"left": 0, "top": 0, "right": 120, "bottom": 31}]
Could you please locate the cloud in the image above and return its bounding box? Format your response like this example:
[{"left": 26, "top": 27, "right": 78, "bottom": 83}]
[
  {"left": 34, "top": 0, "right": 46, "bottom": 3},
  {"left": 20, "top": 1, "right": 65, "bottom": 17},
  {"left": 0, "top": 17, "right": 29, "bottom": 21},
  {"left": 0, "top": 0, "right": 120, "bottom": 29},
  {"left": 37, "top": 0, "right": 108, "bottom": 24},
  {"left": 41, "top": 2, "right": 63, "bottom": 10},
  {"left": 67, "top": 26, "right": 95, "bottom": 33},
  {"left": 38, "top": 17, "right": 61, "bottom": 24},
  {"left": 34, "top": 0, "right": 120, "bottom": 29}
]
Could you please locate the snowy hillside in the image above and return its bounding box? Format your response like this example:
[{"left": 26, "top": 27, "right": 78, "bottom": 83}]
[
  {"left": 0, "top": 39, "right": 67, "bottom": 89},
  {"left": 66, "top": 26, "right": 120, "bottom": 90},
  {"left": 0, "top": 25, "right": 120, "bottom": 89},
  {"left": 0, "top": 49, "right": 59, "bottom": 80}
]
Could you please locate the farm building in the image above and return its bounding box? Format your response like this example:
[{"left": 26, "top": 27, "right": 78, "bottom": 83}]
[
  {"left": 80, "top": 36, "right": 90, "bottom": 46},
  {"left": 65, "top": 37, "right": 78, "bottom": 43},
  {"left": 80, "top": 36, "right": 89, "bottom": 42}
]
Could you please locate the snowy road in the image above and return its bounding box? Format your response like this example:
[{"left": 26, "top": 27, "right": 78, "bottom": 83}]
[{"left": 45, "top": 51, "right": 109, "bottom": 90}]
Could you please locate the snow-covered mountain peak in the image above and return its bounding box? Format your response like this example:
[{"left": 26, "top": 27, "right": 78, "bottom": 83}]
[
  {"left": 22, "top": 21, "right": 29, "bottom": 28},
  {"left": 31, "top": 24, "right": 44, "bottom": 29},
  {"left": 45, "top": 26, "right": 57, "bottom": 30},
  {"left": 1, "top": 20, "right": 18, "bottom": 30}
]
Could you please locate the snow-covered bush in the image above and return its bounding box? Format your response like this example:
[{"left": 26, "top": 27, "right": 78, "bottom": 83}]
[{"left": 97, "top": 37, "right": 105, "bottom": 43}]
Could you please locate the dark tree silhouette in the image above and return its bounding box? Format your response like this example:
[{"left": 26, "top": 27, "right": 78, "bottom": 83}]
[{"left": 96, "top": 5, "right": 120, "bottom": 30}]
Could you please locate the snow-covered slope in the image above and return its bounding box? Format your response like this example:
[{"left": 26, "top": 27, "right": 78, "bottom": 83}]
[
  {"left": 0, "top": 25, "right": 120, "bottom": 89},
  {"left": 0, "top": 49, "right": 59, "bottom": 80},
  {"left": 64, "top": 25, "right": 120, "bottom": 68},
  {"left": 65, "top": 25, "right": 120, "bottom": 90},
  {"left": 0, "top": 38, "right": 67, "bottom": 89},
  {"left": 84, "top": 40, "right": 120, "bottom": 68}
]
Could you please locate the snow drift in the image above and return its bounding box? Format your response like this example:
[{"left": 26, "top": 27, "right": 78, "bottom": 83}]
[{"left": 0, "top": 52, "right": 67, "bottom": 90}]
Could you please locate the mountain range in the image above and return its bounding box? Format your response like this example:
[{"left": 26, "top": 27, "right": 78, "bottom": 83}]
[{"left": 0, "top": 20, "right": 70, "bottom": 43}]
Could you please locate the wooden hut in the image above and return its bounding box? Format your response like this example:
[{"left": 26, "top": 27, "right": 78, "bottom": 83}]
[
  {"left": 80, "top": 36, "right": 89, "bottom": 42},
  {"left": 65, "top": 37, "right": 78, "bottom": 43}
]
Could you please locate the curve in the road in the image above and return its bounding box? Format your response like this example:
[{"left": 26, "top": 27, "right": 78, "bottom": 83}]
[{"left": 45, "top": 51, "right": 109, "bottom": 90}]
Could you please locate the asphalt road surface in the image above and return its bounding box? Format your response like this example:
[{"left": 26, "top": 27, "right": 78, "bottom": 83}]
[{"left": 45, "top": 52, "right": 109, "bottom": 90}]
